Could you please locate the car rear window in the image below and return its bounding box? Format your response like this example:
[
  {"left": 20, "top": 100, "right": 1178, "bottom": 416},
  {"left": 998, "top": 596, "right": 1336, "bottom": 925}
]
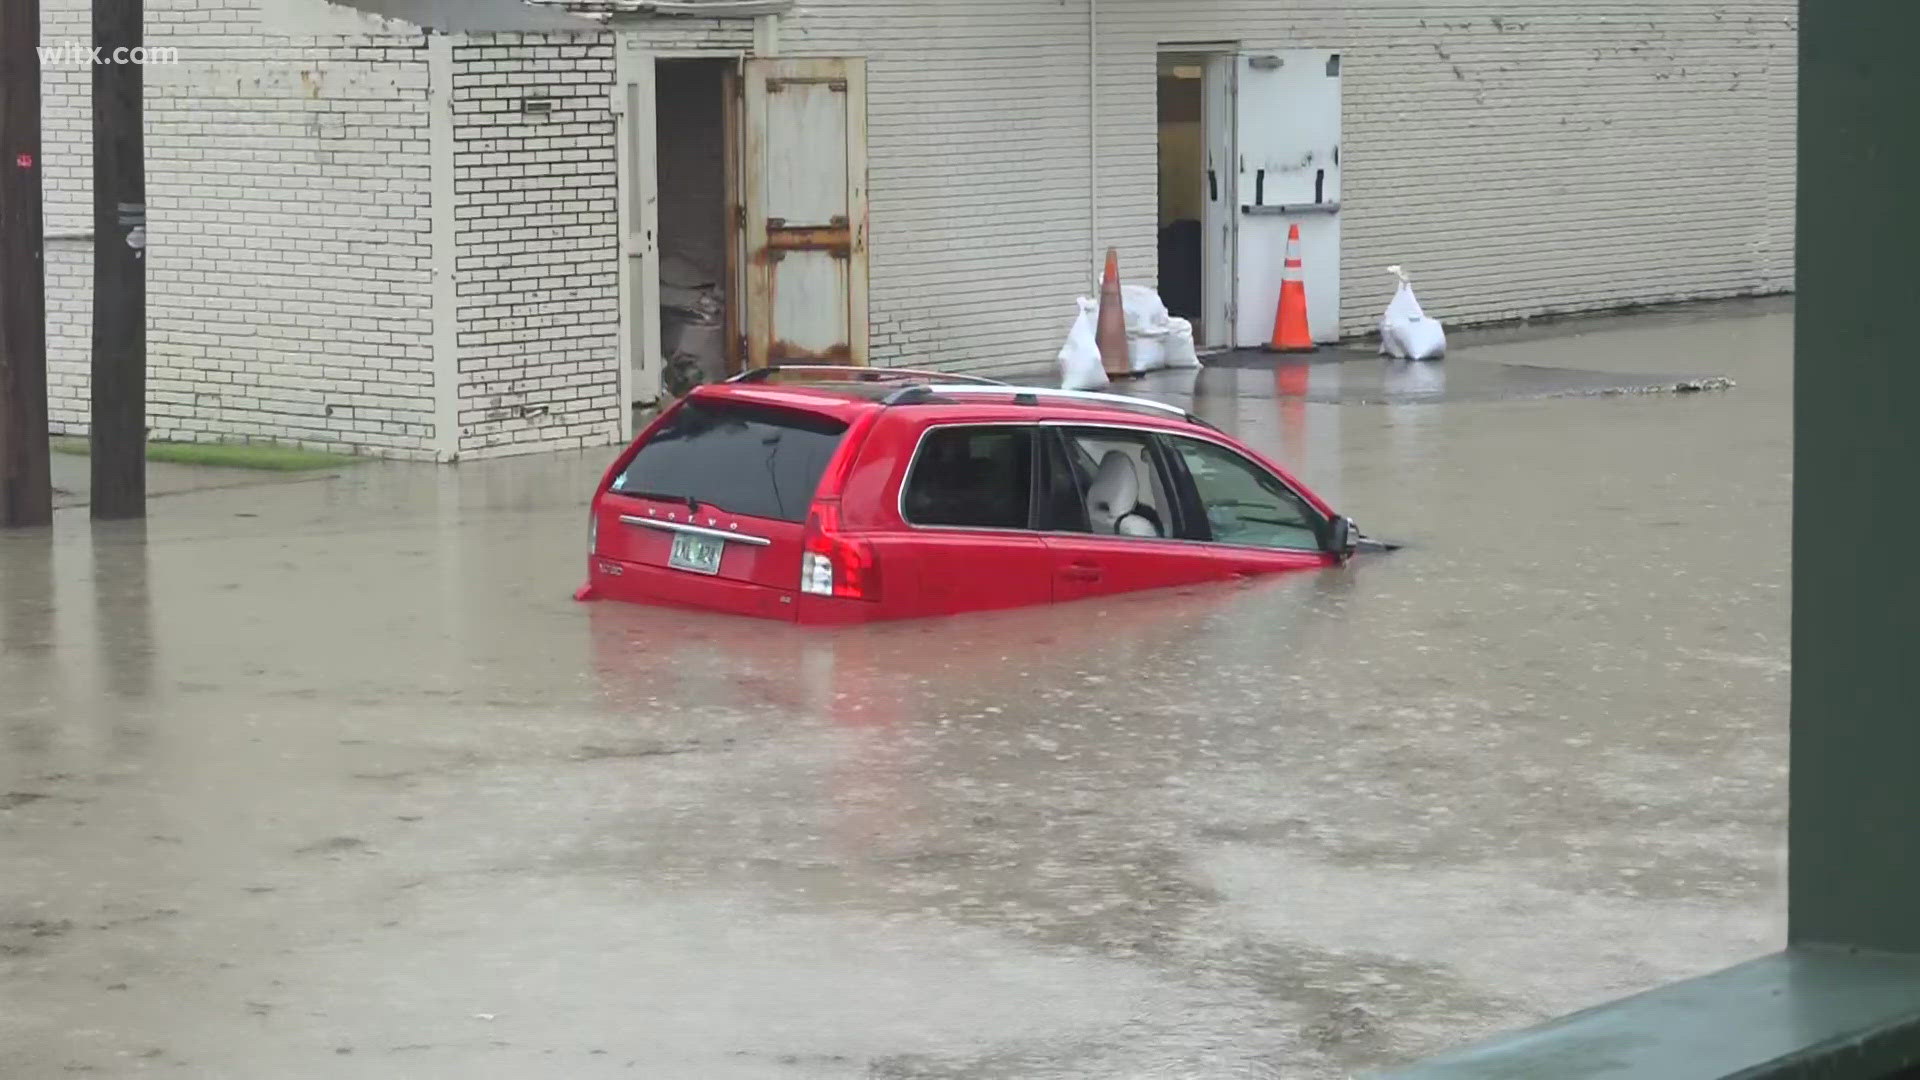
[
  {"left": 611, "top": 400, "right": 849, "bottom": 522},
  {"left": 902, "top": 426, "right": 1034, "bottom": 529}
]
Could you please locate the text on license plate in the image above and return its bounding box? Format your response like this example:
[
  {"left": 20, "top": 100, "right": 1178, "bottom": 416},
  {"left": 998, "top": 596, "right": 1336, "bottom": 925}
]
[{"left": 668, "top": 533, "right": 725, "bottom": 575}]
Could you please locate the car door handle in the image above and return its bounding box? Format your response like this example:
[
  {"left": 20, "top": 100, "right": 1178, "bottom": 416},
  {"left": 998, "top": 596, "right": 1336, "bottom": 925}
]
[{"left": 1063, "top": 562, "right": 1102, "bottom": 582}]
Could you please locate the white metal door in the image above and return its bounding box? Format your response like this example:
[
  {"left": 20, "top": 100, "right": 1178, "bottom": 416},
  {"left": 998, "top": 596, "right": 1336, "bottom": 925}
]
[
  {"left": 742, "top": 57, "right": 869, "bottom": 367},
  {"left": 614, "top": 41, "right": 662, "bottom": 413},
  {"left": 1234, "top": 50, "right": 1342, "bottom": 346},
  {"left": 1201, "top": 55, "right": 1237, "bottom": 350}
]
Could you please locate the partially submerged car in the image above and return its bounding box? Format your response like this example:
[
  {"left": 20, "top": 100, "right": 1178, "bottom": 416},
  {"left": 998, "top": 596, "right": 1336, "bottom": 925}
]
[{"left": 577, "top": 366, "right": 1376, "bottom": 624}]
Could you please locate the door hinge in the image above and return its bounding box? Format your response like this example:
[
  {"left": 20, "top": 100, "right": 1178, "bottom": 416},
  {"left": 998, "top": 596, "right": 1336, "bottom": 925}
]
[{"left": 1226, "top": 302, "right": 1238, "bottom": 325}]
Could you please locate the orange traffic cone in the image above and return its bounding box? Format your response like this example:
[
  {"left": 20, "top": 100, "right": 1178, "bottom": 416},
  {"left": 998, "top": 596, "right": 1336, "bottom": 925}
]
[
  {"left": 1264, "top": 223, "right": 1316, "bottom": 353},
  {"left": 1096, "top": 248, "right": 1133, "bottom": 379}
]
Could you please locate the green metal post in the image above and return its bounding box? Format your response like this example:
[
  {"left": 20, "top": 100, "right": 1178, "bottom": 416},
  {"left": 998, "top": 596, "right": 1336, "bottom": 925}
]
[{"left": 1789, "top": 0, "right": 1920, "bottom": 955}]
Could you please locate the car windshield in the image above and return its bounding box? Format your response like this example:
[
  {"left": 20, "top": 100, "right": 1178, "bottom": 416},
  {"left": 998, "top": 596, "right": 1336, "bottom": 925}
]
[{"left": 611, "top": 400, "right": 849, "bottom": 522}]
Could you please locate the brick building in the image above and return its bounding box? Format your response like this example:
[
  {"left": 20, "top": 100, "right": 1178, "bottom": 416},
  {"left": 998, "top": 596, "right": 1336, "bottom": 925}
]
[{"left": 39, "top": 0, "right": 1797, "bottom": 461}]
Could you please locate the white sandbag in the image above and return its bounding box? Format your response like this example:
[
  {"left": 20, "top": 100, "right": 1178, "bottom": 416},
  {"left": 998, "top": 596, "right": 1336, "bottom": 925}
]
[
  {"left": 1130, "top": 330, "right": 1168, "bottom": 374},
  {"left": 1058, "top": 297, "right": 1110, "bottom": 391},
  {"left": 1121, "top": 284, "right": 1171, "bottom": 335},
  {"left": 1062, "top": 285, "right": 1190, "bottom": 384},
  {"left": 678, "top": 323, "right": 728, "bottom": 385},
  {"left": 1396, "top": 316, "right": 1447, "bottom": 362},
  {"left": 1128, "top": 286, "right": 1186, "bottom": 373},
  {"left": 1378, "top": 265, "right": 1447, "bottom": 361},
  {"left": 1164, "top": 317, "right": 1201, "bottom": 369}
]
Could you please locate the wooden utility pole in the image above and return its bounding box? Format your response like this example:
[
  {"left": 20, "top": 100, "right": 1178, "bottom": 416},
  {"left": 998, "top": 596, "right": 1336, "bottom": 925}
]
[
  {"left": 0, "top": 0, "right": 52, "bottom": 528},
  {"left": 91, "top": 0, "right": 145, "bottom": 519}
]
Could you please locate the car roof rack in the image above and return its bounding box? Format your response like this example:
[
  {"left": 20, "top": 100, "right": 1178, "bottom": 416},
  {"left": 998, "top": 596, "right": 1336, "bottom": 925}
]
[
  {"left": 882, "top": 384, "right": 1220, "bottom": 431},
  {"left": 727, "top": 364, "right": 1010, "bottom": 387}
]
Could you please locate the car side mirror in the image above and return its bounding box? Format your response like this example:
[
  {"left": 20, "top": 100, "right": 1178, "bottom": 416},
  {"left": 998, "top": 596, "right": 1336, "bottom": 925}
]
[{"left": 1324, "top": 515, "right": 1358, "bottom": 560}]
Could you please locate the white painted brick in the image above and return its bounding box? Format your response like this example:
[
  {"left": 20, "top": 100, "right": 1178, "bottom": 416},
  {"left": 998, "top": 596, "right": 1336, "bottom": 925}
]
[
  {"left": 447, "top": 30, "right": 619, "bottom": 457},
  {"left": 43, "top": 0, "right": 1794, "bottom": 456},
  {"left": 40, "top": 0, "right": 437, "bottom": 456},
  {"left": 777, "top": 0, "right": 1794, "bottom": 369}
]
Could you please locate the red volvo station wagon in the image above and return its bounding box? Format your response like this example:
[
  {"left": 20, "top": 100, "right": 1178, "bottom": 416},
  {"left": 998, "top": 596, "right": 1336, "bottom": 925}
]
[{"left": 577, "top": 367, "right": 1373, "bottom": 624}]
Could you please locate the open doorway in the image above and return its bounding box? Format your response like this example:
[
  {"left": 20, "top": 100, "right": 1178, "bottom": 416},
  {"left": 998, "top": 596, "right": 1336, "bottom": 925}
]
[
  {"left": 1157, "top": 50, "right": 1235, "bottom": 350},
  {"left": 1157, "top": 58, "right": 1204, "bottom": 335},
  {"left": 654, "top": 58, "right": 739, "bottom": 398},
  {"left": 618, "top": 50, "right": 869, "bottom": 424}
]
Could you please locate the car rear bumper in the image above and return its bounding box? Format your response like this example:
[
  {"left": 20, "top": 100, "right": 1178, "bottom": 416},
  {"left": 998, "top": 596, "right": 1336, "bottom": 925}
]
[
  {"left": 581, "top": 557, "right": 799, "bottom": 622},
  {"left": 577, "top": 558, "right": 885, "bottom": 625}
]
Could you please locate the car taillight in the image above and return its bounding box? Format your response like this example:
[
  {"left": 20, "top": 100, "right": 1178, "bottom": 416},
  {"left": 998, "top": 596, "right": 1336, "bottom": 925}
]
[
  {"left": 588, "top": 509, "right": 599, "bottom": 555},
  {"left": 799, "top": 501, "right": 880, "bottom": 601}
]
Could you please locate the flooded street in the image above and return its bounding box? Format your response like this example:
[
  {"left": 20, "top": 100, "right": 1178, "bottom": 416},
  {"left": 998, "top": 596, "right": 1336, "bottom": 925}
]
[{"left": 1, "top": 301, "right": 1790, "bottom": 1078}]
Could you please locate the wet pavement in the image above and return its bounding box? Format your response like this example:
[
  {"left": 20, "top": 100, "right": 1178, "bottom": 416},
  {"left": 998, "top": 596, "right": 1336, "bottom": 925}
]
[
  {"left": 1, "top": 300, "right": 1791, "bottom": 1077},
  {"left": 1138, "top": 297, "right": 1772, "bottom": 406},
  {"left": 1165, "top": 356, "right": 1732, "bottom": 406},
  {"left": 48, "top": 451, "right": 347, "bottom": 513}
]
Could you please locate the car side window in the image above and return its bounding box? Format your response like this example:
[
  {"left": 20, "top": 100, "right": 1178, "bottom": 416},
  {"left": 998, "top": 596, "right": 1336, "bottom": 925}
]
[
  {"left": 1170, "top": 436, "right": 1324, "bottom": 551},
  {"left": 1039, "top": 428, "right": 1176, "bottom": 539},
  {"left": 1035, "top": 429, "right": 1090, "bottom": 532},
  {"left": 902, "top": 426, "right": 1035, "bottom": 529}
]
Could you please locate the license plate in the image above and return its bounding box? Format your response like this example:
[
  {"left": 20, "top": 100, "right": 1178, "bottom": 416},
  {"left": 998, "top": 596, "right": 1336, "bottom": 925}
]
[{"left": 668, "top": 532, "right": 725, "bottom": 576}]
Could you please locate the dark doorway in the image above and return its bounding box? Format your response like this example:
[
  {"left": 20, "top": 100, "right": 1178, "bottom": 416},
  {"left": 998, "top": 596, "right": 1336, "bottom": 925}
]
[{"left": 1156, "top": 57, "right": 1205, "bottom": 333}]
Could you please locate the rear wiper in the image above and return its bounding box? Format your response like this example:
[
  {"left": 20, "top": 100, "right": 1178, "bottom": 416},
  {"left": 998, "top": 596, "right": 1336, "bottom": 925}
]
[{"left": 619, "top": 488, "right": 701, "bottom": 513}]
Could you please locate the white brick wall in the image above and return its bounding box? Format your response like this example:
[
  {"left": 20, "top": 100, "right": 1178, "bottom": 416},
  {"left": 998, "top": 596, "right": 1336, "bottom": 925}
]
[
  {"left": 38, "top": 0, "right": 1797, "bottom": 457},
  {"left": 774, "top": 0, "right": 1796, "bottom": 365},
  {"left": 779, "top": 0, "right": 1099, "bottom": 377},
  {"left": 448, "top": 32, "right": 621, "bottom": 459},
  {"left": 42, "top": 0, "right": 442, "bottom": 457},
  {"left": 1086, "top": 0, "right": 1799, "bottom": 334},
  {"left": 41, "top": 0, "right": 94, "bottom": 421}
]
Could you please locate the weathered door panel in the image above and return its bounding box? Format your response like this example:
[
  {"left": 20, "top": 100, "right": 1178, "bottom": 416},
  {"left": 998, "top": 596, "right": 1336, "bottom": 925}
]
[
  {"left": 1234, "top": 50, "right": 1342, "bottom": 345},
  {"left": 614, "top": 43, "right": 662, "bottom": 412},
  {"left": 771, "top": 250, "right": 851, "bottom": 354},
  {"left": 743, "top": 57, "right": 869, "bottom": 368},
  {"left": 1201, "top": 54, "right": 1237, "bottom": 349}
]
